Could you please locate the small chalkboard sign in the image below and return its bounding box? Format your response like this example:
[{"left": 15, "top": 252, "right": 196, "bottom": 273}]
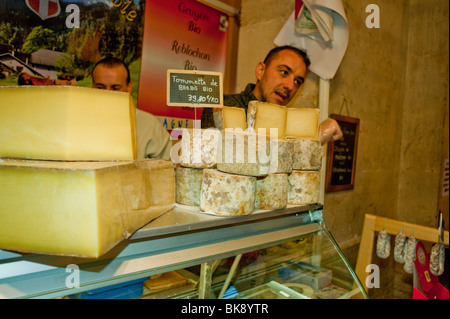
[
  {"left": 325, "top": 114, "right": 360, "bottom": 192},
  {"left": 167, "top": 69, "right": 223, "bottom": 108}
]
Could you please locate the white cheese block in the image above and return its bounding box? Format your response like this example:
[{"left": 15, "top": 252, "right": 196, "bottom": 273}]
[
  {"left": 248, "top": 101, "right": 287, "bottom": 139},
  {"left": 256, "top": 174, "right": 288, "bottom": 210},
  {"left": 285, "top": 108, "right": 320, "bottom": 139},
  {"left": 175, "top": 166, "right": 203, "bottom": 206},
  {"left": 217, "top": 129, "right": 271, "bottom": 177},
  {"left": 288, "top": 170, "right": 321, "bottom": 205},
  {"left": 0, "top": 86, "right": 137, "bottom": 160},
  {"left": 289, "top": 138, "right": 323, "bottom": 171},
  {"left": 180, "top": 128, "right": 221, "bottom": 168},
  {"left": 222, "top": 106, "right": 247, "bottom": 130},
  {"left": 0, "top": 159, "right": 175, "bottom": 258},
  {"left": 200, "top": 169, "right": 256, "bottom": 216}
]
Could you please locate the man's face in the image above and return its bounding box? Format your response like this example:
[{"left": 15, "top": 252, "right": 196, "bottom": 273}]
[
  {"left": 253, "top": 49, "right": 307, "bottom": 105},
  {"left": 92, "top": 64, "right": 131, "bottom": 93}
]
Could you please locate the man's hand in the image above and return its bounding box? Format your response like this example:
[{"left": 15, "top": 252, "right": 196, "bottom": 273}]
[{"left": 319, "top": 118, "right": 343, "bottom": 145}]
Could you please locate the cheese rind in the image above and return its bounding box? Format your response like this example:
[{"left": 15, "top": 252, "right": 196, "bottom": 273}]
[
  {"left": 256, "top": 174, "right": 288, "bottom": 210},
  {"left": 0, "top": 159, "right": 174, "bottom": 257},
  {"left": 200, "top": 169, "right": 256, "bottom": 216},
  {"left": 175, "top": 166, "right": 203, "bottom": 206},
  {"left": 0, "top": 86, "right": 137, "bottom": 160},
  {"left": 217, "top": 129, "right": 271, "bottom": 177},
  {"left": 288, "top": 170, "right": 321, "bottom": 205},
  {"left": 285, "top": 108, "right": 320, "bottom": 138},
  {"left": 289, "top": 138, "right": 323, "bottom": 171},
  {"left": 269, "top": 138, "right": 293, "bottom": 174}
]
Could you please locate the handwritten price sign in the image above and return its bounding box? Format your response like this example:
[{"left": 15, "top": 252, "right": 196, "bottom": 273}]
[{"left": 167, "top": 69, "right": 223, "bottom": 108}]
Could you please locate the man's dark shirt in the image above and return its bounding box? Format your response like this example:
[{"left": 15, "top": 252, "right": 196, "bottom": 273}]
[{"left": 201, "top": 83, "right": 258, "bottom": 128}]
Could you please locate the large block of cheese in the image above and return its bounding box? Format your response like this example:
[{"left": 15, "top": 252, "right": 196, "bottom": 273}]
[
  {"left": 289, "top": 138, "right": 323, "bottom": 171},
  {"left": 285, "top": 108, "right": 319, "bottom": 139},
  {"left": 180, "top": 128, "right": 221, "bottom": 168},
  {"left": 200, "top": 169, "right": 256, "bottom": 216},
  {"left": 0, "top": 159, "right": 175, "bottom": 257},
  {"left": 217, "top": 129, "right": 271, "bottom": 177},
  {"left": 248, "top": 101, "right": 287, "bottom": 139},
  {"left": 288, "top": 170, "right": 321, "bottom": 205},
  {"left": 256, "top": 173, "right": 288, "bottom": 210},
  {"left": 222, "top": 106, "right": 247, "bottom": 130},
  {"left": 0, "top": 86, "right": 137, "bottom": 160}
]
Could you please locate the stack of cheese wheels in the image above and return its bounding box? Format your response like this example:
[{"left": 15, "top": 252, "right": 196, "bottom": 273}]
[
  {"left": 0, "top": 86, "right": 176, "bottom": 258},
  {"left": 248, "top": 101, "right": 323, "bottom": 207},
  {"left": 177, "top": 101, "right": 323, "bottom": 216}
]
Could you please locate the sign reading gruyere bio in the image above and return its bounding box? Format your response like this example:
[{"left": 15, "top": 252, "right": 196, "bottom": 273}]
[{"left": 167, "top": 69, "right": 223, "bottom": 108}]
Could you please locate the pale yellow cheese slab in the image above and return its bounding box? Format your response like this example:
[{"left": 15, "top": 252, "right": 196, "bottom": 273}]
[
  {"left": 249, "top": 101, "right": 287, "bottom": 139},
  {"left": 285, "top": 108, "right": 320, "bottom": 139},
  {"left": 222, "top": 106, "right": 247, "bottom": 130},
  {"left": 0, "top": 86, "right": 137, "bottom": 160},
  {"left": 0, "top": 159, "right": 175, "bottom": 258}
]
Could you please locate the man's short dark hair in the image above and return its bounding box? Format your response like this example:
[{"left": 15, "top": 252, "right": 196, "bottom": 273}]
[
  {"left": 92, "top": 56, "right": 131, "bottom": 84},
  {"left": 263, "top": 45, "right": 311, "bottom": 68}
]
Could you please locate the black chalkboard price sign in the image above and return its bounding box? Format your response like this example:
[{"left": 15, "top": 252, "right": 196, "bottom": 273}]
[
  {"left": 167, "top": 69, "right": 223, "bottom": 108},
  {"left": 325, "top": 114, "right": 360, "bottom": 192}
]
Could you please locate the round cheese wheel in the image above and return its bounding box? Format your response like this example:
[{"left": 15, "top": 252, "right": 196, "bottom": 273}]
[
  {"left": 287, "top": 170, "right": 321, "bottom": 205},
  {"left": 217, "top": 130, "right": 271, "bottom": 177},
  {"left": 180, "top": 128, "right": 221, "bottom": 169},
  {"left": 256, "top": 173, "right": 288, "bottom": 210},
  {"left": 289, "top": 138, "right": 323, "bottom": 171},
  {"left": 175, "top": 166, "right": 203, "bottom": 206},
  {"left": 200, "top": 169, "right": 256, "bottom": 216}
]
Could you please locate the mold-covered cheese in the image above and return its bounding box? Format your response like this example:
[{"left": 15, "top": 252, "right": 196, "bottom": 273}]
[
  {"left": 289, "top": 138, "right": 323, "bottom": 171},
  {"left": 200, "top": 169, "right": 256, "bottom": 216},
  {"left": 180, "top": 128, "right": 221, "bottom": 168},
  {"left": 217, "top": 129, "right": 271, "bottom": 177},
  {"left": 175, "top": 166, "right": 203, "bottom": 206},
  {"left": 255, "top": 173, "right": 289, "bottom": 210},
  {"left": 288, "top": 170, "right": 321, "bottom": 205}
]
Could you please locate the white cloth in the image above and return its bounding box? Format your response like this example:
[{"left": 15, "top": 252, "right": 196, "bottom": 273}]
[
  {"left": 136, "top": 108, "right": 172, "bottom": 160},
  {"left": 275, "top": 0, "right": 349, "bottom": 80}
]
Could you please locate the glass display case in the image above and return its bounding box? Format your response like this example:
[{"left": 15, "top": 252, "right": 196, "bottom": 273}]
[{"left": 0, "top": 204, "right": 368, "bottom": 299}]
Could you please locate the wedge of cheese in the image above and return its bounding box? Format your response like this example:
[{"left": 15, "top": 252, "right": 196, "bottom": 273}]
[
  {"left": 285, "top": 108, "right": 320, "bottom": 139},
  {"left": 222, "top": 106, "right": 247, "bottom": 130},
  {"left": 0, "top": 86, "right": 137, "bottom": 160},
  {"left": 248, "top": 101, "right": 287, "bottom": 139},
  {"left": 0, "top": 159, "right": 175, "bottom": 258}
]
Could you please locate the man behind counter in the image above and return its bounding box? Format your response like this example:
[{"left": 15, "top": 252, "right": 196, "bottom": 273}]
[
  {"left": 91, "top": 57, "right": 172, "bottom": 160},
  {"left": 201, "top": 45, "right": 343, "bottom": 144}
]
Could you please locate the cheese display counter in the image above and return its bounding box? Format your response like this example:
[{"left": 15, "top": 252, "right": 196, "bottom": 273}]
[{"left": 0, "top": 205, "right": 368, "bottom": 299}]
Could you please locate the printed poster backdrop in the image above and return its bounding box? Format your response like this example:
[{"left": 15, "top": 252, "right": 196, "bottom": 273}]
[
  {"left": 0, "top": 0, "right": 145, "bottom": 100},
  {"left": 137, "top": 0, "right": 229, "bottom": 131}
]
